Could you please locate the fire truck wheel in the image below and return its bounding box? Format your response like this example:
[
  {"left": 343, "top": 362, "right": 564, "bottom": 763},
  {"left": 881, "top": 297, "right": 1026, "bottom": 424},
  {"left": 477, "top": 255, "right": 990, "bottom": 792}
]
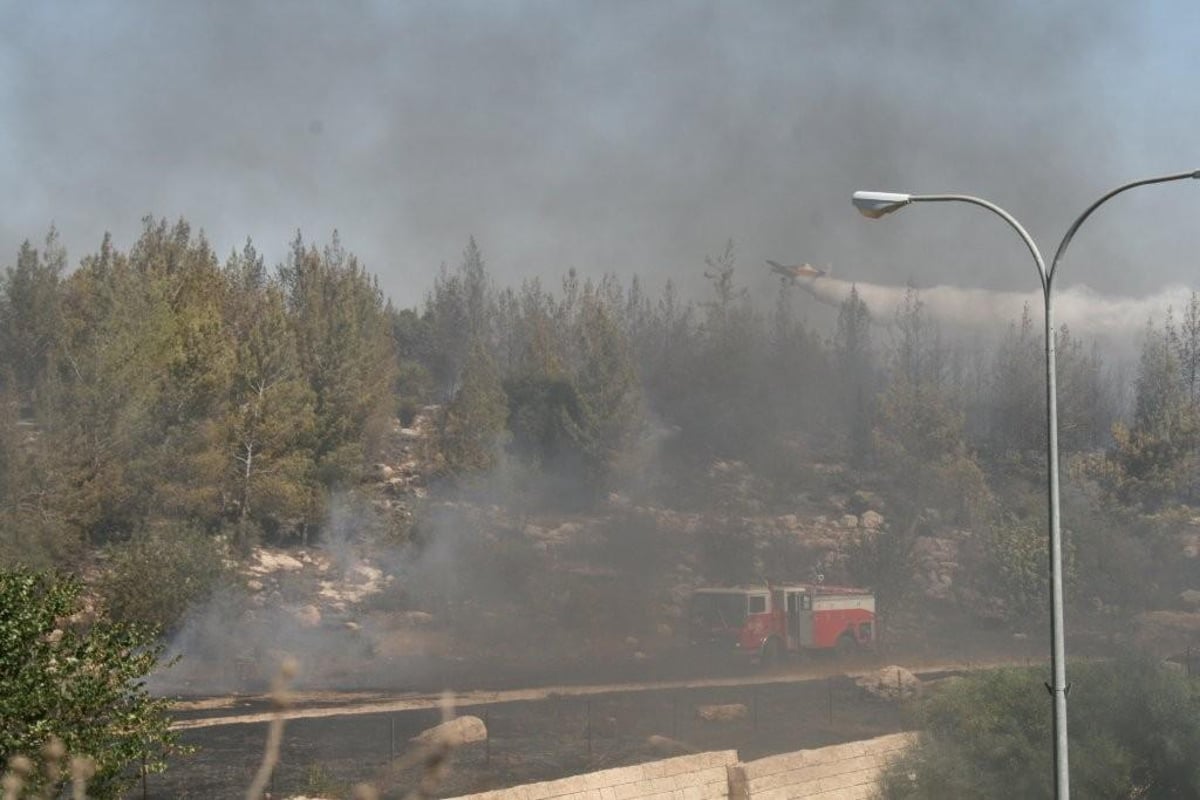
[
  {"left": 836, "top": 633, "right": 858, "bottom": 656},
  {"left": 761, "top": 637, "right": 783, "bottom": 665}
]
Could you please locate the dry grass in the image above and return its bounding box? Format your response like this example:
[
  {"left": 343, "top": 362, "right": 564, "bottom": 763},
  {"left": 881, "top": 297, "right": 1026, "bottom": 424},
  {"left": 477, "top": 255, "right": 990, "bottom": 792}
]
[
  {"left": 245, "top": 657, "right": 299, "bottom": 800},
  {"left": 1, "top": 741, "right": 93, "bottom": 800}
]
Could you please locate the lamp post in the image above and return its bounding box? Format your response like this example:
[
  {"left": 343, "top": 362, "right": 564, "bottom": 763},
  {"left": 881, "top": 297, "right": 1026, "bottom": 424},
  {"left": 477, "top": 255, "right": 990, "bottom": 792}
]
[{"left": 851, "top": 170, "right": 1200, "bottom": 800}]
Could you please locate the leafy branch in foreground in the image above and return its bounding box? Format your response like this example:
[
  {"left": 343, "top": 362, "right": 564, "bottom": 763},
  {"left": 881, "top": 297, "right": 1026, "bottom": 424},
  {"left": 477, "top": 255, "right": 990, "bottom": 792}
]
[{"left": 0, "top": 569, "right": 177, "bottom": 799}]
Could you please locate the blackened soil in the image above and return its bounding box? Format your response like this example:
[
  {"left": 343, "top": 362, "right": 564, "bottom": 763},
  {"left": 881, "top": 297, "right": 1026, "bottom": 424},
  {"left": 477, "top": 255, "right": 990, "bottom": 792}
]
[
  {"left": 151, "top": 673, "right": 906, "bottom": 799},
  {"left": 150, "top": 621, "right": 1083, "bottom": 797}
]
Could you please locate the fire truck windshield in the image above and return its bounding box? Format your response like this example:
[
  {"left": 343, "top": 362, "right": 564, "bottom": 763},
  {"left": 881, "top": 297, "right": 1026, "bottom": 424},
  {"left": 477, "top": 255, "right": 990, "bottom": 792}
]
[{"left": 690, "top": 592, "right": 752, "bottom": 631}]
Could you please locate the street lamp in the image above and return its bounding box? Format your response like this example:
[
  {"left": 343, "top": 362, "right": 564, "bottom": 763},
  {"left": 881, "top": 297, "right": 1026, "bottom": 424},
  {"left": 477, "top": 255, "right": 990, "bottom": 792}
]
[
  {"left": 852, "top": 169, "right": 1200, "bottom": 800},
  {"left": 850, "top": 191, "right": 912, "bottom": 218}
]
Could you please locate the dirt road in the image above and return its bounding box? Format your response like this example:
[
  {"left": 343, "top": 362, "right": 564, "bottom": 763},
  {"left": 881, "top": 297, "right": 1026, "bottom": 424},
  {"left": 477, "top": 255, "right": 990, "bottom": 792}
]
[
  {"left": 170, "top": 654, "right": 1030, "bottom": 731},
  {"left": 153, "top": 642, "right": 1053, "bottom": 798}
]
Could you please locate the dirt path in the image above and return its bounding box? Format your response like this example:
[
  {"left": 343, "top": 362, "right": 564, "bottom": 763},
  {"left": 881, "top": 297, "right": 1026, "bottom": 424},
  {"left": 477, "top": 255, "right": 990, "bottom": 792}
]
[
  {"left": 170, "top": 655, "right": 1031, "bottom": 731},
  {"left": 159, "top": 668, "right": 911, "bottom": 798},
  {"left": 156, "top": 651, "right": 1062, "bottom": 798}
]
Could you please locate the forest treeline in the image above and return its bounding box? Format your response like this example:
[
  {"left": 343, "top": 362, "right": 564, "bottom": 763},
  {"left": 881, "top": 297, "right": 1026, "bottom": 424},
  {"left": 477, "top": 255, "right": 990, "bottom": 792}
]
[{"left": 0, "top": 218, "right": 1198, "bottom": 618}]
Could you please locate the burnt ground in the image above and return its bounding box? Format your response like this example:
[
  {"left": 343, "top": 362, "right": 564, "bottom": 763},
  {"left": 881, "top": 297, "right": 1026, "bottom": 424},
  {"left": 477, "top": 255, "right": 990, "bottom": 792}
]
[
  {"left": 140, "top": 599, "right": 1142, "bottom": 800},
  {"left": 145, "top": 621, "right": 1099, "bottom": 798},
  {"left": 152, "top": 672, "right": 908, "bottom": 799}
]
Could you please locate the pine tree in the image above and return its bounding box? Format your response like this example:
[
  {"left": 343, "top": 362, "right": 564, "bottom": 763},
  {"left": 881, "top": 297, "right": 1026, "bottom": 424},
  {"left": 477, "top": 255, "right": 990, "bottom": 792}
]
[
  {"left": 440, "top": 338, "right": 508, "bottom": 473},
  {"left": 1133, "top": 317, "right": 1187, "bottom": 437},
  {"left": 1055, "top": 325, "right": 1110, "bottom": 453},
  {"left": 222, "top": 278, "right": 316, "bottom": 538},
  {"left": 503, "top": 280, "right": 576, "bottom": 468},
  {"left": 875, "top": 287, "right": 990, "bottom": 525},
  {"left": 1177, "top": 291, "right": 1200, "bottom": 406},
  {"left": 878, "top": 287, "right": 960, "bottom": 460},
  {"left": 41, "top": 232, "right": 167, "bottom": 539},
  {"left": 389, "top": 305, "right": 436, "bottom": 425},
  {"left": 1107, "top": 319, "right": 1200, "bottom": 507},
  {"left": 563, "top": 290, "right": 643, "bottom": 488},
  {"left": 130, "top": 219, "right": 236, "bottom": 519},
  {"left": 425, "top": 238, "right": 494, "bottom": 400},
  {"left": 280, "top": 232, "right": 397, "bottom": 488},
  {"left": 989, "top": 303, "right": 1043, "bottom": 456},
  {"left": 631, "top": 278, "right": 696, "bottom": 430},
  {"left": 693, "top": 241, "right": 764, "bottom": 457},
  {"left": 0, "top": 229, "right": 66, "bottom": 405}
]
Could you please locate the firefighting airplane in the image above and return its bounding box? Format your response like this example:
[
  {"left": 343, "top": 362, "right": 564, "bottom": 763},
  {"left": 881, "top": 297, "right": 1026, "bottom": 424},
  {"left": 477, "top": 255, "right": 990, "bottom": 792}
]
[{"left": 766, "top": 260, "right": 828, "bottom": 281}]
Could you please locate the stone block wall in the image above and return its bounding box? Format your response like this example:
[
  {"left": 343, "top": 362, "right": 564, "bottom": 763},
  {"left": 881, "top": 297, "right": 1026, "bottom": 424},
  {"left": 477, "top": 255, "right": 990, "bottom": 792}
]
[
  {"left": 727, "top": 732, "right": 916, "bottom": 800},
  {"left": 445, "top": 733, "right": 916, "bottom": 800},
  {"left": 444, "top": 750, "right": 738, "bottom": 800}
]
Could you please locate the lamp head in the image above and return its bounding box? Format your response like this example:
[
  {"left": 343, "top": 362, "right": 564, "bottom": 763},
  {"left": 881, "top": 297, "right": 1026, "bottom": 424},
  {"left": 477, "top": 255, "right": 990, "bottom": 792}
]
[{"left": 852, "top": 191, "right": 912, "bottom": 219}]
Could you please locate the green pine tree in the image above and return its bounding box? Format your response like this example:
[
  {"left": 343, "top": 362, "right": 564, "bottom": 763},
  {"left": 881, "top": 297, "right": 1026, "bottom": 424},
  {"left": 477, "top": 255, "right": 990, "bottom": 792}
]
[
  {"left": 0, "top": 228, "right": 66, "bottom": 405},
  {"left": 222, "top": 277, "right": 317, "bottom": 539},
  {"left": 280, "top": 232, "right": 397, "bottom": 489},
  {"left": 440, "top": 338, "right": 508, "bottom": 473}
]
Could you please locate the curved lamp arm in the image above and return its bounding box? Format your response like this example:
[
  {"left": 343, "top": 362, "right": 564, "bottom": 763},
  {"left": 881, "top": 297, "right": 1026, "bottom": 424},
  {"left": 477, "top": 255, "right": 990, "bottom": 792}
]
[
  {"left": 1048, "top": 169, "right": 1200, "bottom": 287},
  {"left": 907, "top": 194, "right": 1048, "bottom": 293},
  {"left": 854, "top": 170, "right": 1200, "bottom": 295}
]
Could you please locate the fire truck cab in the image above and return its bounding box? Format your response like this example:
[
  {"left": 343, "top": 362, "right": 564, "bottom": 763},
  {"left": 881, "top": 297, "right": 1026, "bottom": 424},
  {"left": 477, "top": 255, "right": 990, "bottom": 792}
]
[{"left": 688, "top": 583, "right": 876, "bottom": 662}]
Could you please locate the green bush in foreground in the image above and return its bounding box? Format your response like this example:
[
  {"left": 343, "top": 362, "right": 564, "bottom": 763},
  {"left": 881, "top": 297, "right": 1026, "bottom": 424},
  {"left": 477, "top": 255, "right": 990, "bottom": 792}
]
[
  {"left": 878, "top": 656, "right": 1200, "bottom": 799},
  {"left": 0, "top": 569, "right": 177, "bottom": 799}
]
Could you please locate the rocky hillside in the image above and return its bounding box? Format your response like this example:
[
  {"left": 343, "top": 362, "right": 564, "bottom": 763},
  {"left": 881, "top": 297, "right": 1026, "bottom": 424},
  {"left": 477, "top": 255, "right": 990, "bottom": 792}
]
[{"left": 156, "top": 406, "right": 1200, "bottom": 694}]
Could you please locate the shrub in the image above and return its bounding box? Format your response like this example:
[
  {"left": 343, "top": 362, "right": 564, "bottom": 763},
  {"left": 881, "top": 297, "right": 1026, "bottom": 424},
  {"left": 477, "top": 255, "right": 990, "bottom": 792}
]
[
  {"left": 0, "top": 569, "right": 177, "bottom": 799},
  {"left": 0, "top": 511, "right": 80, "bottom": 571},
  {"left": 878, "top": 656, "right": 1200, "bottom": 798},
  {"left": 98, "top": 522, "right": 229, "bottom": 632}
]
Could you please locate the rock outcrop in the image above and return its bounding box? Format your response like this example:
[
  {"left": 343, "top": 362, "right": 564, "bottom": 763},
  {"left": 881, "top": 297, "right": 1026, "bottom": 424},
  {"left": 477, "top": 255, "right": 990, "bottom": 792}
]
[{"left": 856, "top": 665, "right": 921, "bottom": 701}]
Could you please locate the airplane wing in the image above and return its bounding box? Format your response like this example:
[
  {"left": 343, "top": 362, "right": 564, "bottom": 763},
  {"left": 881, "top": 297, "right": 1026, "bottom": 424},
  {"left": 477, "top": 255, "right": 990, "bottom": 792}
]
[{"left": 766, "top": 260, "right": 825, "bottom": 280}]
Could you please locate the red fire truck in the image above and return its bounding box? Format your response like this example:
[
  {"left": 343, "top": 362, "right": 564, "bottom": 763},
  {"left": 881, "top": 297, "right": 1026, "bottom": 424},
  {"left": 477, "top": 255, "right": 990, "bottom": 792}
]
[{"left": 688, "top": 583, "right": 876, "bottom": 662}]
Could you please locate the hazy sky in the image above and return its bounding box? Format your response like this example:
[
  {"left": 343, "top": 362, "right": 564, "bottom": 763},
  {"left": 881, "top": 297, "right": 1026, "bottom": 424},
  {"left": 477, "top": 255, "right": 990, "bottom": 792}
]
[{"left": 2, "top": 1, "right": 1198, "bottom": 310}]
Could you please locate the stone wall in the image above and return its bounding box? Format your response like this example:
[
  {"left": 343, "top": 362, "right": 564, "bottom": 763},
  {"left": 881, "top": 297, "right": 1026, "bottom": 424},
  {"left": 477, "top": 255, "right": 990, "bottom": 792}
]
[
  {"left": 728, "top": 733, "right": 916, "bottom": 800},
  {"left": 443, "top": 750, "right": 738, "bottom": 800},
  {"left": 444, "top": 733, "right": 917, "bottom": 800}
]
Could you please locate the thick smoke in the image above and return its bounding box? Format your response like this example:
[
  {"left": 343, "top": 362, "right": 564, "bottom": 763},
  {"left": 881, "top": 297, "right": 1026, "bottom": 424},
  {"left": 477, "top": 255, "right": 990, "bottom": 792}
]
[
  {"left": 18, "top": 1, "right": 1198, "bottom": 698},
  {"left": 3, "top": 2, "right": 1197, "bottom": 308}
]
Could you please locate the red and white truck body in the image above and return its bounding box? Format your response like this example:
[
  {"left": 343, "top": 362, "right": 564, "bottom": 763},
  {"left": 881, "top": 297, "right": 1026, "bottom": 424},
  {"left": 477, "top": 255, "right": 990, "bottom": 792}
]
[{"left": 688, "top": 584, "right": 876, "bottom": 660}]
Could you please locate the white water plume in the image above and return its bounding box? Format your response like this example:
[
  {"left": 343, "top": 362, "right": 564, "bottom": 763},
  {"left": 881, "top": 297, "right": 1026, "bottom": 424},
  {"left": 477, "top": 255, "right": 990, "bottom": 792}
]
[{"left": 795, "top": 275, "right": 1194, "bottom": 348}]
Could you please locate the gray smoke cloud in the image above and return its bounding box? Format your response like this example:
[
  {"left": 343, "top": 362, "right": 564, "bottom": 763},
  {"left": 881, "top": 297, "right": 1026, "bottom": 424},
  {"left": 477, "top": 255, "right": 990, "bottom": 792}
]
[{"left": 2, "top": 1, "right": 1198, "bottom": 309}]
